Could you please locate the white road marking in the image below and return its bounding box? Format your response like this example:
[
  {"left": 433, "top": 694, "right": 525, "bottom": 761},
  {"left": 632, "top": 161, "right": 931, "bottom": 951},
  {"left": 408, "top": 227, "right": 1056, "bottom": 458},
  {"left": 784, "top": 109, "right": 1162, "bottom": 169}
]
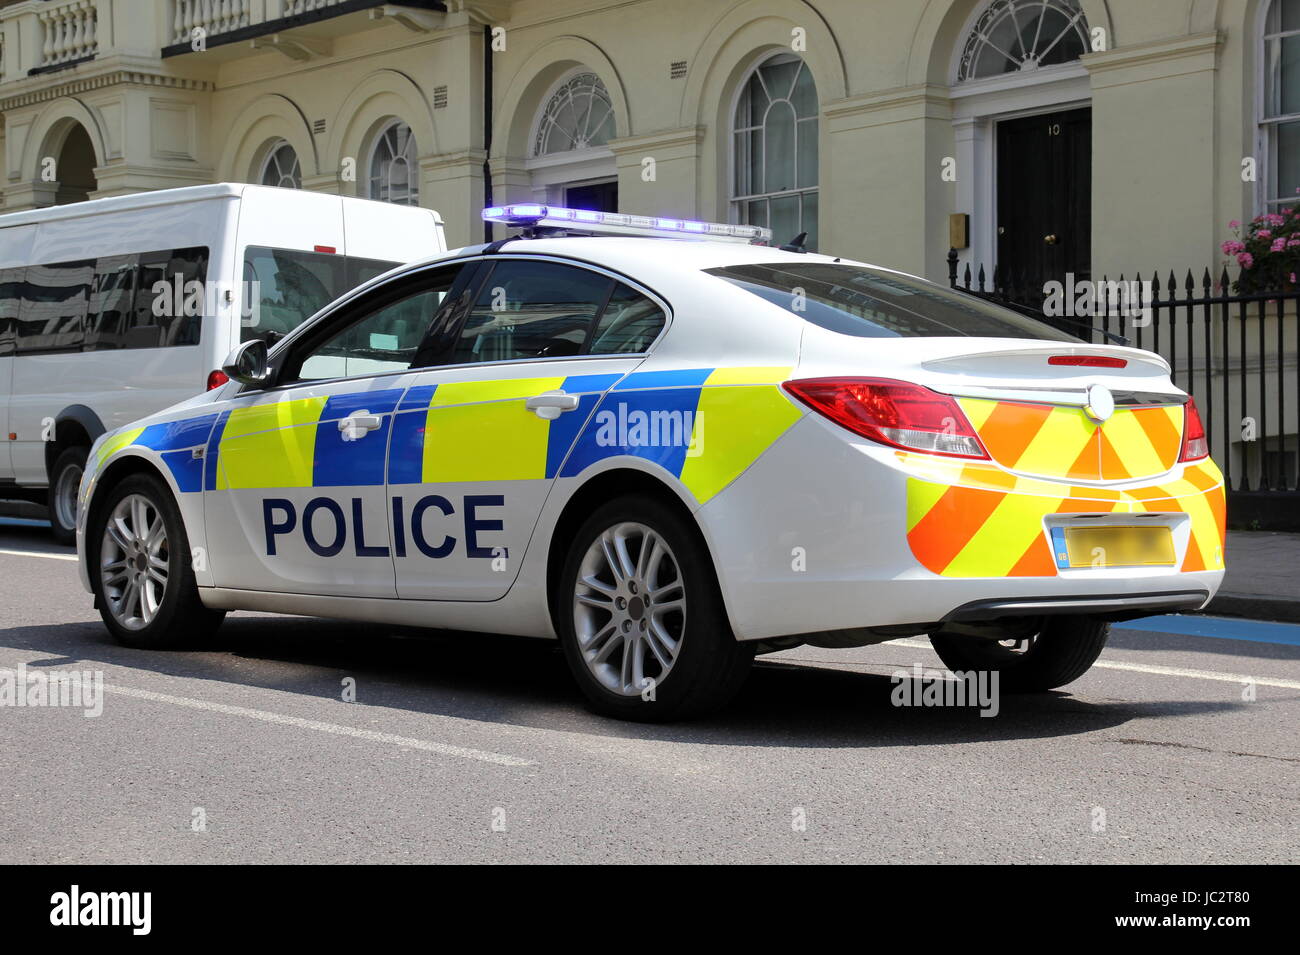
[
  {"left": 100, "top": 682, "right": 536, "bottom": 767},
  {"left": 883, "top": 637, "right": 1300, "bottom": 690},
  {"left": 0, "top": 547, "right": 76, "bottom": 562}
]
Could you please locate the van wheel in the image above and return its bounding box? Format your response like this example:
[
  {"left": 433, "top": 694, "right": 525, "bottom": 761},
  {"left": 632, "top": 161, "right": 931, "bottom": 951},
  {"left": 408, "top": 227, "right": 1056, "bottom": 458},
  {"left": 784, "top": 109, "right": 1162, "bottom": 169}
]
[
  {"left": 48, "top": 445, "right": 88, "bottom": 545},
  {"left": 928, "top": 615, "right": 1109, "bottom": 692},
  {"left": 556, "top": 495, "right": 754, "bottom": 722},
  {"left": 88, "top": 472, "right": 225, "bottom": 649}
]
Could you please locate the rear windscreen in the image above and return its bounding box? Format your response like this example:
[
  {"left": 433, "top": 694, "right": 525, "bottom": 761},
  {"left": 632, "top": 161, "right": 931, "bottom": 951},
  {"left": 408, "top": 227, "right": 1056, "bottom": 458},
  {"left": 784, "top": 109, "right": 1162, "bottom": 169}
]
[
  {"left": 705, "top": 262, "right": 1077, "bottom": 341},
  {"left": 241, "top": 247, "right": 399, "bottom": 342}
]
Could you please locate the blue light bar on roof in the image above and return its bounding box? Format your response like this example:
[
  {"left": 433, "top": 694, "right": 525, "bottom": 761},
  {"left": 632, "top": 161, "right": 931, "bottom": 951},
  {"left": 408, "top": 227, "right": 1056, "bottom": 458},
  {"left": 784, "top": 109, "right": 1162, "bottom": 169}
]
[{"left": 481, "top": 204, "right": 772, "bottom": 244}]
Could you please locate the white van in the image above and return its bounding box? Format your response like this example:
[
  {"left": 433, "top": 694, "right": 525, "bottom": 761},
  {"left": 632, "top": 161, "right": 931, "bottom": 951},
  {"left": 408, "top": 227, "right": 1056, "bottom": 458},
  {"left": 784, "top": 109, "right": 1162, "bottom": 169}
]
[{"left": 0, "top": 183, "right": 446, "bottom": 542}]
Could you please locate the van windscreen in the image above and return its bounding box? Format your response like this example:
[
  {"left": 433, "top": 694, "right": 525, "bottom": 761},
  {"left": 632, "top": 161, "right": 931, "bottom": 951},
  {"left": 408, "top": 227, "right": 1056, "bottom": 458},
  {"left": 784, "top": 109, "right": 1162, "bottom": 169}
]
[{"left": 241, "top": 247, "right": 399, "bottom": 343}]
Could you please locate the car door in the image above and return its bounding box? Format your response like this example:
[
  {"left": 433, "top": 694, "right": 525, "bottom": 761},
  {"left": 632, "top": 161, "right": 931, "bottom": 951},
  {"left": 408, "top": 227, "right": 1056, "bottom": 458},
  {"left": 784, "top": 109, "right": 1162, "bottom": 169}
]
[
  {"left": 387, "top": 256, "right": 668, "bottom": 601},
  {"left": 204, "top": 265, "right": 468, "bottom": 597}
]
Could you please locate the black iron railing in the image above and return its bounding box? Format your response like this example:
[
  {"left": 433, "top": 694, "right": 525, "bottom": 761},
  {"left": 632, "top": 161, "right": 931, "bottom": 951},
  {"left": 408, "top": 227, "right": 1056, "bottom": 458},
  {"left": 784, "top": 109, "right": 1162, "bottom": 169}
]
[{"left": 948, "top": 250, "right": 1300, "bottom": 527}]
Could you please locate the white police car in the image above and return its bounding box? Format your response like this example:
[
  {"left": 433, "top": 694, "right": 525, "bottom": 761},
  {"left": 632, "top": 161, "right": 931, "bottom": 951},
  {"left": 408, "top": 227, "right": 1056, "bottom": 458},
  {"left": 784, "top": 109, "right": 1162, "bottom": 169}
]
[{"left": 77, "top": 205, "right": 1226, "bottom": 720}]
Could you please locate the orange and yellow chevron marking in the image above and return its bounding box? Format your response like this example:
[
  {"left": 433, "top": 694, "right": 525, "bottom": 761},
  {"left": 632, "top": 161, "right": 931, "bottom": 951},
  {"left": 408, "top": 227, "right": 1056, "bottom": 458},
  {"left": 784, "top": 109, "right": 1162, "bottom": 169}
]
[
  {"left": 955, "top": 398, "right": 1185, "bottom": 482},
  {"left": 903, "top": 457, "right": 1225, "bottom": 579}
]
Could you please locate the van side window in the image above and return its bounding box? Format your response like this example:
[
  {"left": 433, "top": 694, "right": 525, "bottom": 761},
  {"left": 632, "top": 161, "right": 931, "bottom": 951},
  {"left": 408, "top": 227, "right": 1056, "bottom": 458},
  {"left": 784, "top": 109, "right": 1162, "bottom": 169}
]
[
  {"left": 84, "top": 255, "right": 137, "bottom": 350},
  {"left": 0, "top": 267, "right": 22, "bottom": 356},
  {"left": 449, "top": 260, "right": 614, "bottom": 365},
  {"left": 132, "top": 246, "right": 208, "bottom": 348},
  {"left": 17, "top": 260, "right": 94, "bottom": 353},
  {"left": 588, "top": 282, "right": 666, "bottom": 354}
]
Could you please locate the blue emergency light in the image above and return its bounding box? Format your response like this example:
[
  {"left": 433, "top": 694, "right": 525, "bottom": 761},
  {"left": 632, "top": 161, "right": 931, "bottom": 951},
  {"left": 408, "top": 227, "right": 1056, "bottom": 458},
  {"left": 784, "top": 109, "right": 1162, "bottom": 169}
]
[{"left": 481, "top": 204, "right": 772, "bottom": 244}]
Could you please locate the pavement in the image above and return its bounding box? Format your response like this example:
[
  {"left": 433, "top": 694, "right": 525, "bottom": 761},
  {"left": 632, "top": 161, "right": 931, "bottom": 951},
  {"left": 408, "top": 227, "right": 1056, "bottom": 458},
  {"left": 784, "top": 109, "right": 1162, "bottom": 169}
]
[
  {"left": 1, "top": 514, "right": 1297, "bottom": 864},
  {"left": 1208, "top": 530, "right": 1300, "bottom": 623}
]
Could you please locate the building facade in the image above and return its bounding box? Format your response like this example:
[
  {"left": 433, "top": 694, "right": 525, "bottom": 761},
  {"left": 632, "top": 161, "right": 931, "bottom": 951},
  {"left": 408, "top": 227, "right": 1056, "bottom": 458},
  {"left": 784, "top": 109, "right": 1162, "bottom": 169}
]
[
  {"left": 0, "top": 0, "right": 1272, "bottom": 280},
  {"left": 3, "top": 0, "right": 1299, "bottom": 512}
]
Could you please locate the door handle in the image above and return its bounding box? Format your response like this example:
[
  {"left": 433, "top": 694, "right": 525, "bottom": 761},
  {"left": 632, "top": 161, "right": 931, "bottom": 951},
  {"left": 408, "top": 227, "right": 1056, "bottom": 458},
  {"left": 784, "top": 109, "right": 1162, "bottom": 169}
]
[
  {"left": 339, "top": 411, "right": 382, "bottom": 441},
  {"left": 525, "top": 391, "right": 580, "bottom": 420}
]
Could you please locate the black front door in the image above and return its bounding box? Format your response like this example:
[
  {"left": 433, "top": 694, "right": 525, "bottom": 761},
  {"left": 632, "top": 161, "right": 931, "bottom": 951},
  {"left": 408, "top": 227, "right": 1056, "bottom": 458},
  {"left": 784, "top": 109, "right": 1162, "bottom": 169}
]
[
  {"left": 996, "top": 107, "right": 1091, "bottom": 303},
  {"left": 564, "top": 180, "right": 618, "bottom": 212}
]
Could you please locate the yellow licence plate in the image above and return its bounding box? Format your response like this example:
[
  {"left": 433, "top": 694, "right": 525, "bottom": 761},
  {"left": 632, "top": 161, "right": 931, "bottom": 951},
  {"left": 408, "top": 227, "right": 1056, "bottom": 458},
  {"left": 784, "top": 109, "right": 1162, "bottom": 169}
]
[{"left": 1061, "top": 525, "right": 1176, "bottom": 568}]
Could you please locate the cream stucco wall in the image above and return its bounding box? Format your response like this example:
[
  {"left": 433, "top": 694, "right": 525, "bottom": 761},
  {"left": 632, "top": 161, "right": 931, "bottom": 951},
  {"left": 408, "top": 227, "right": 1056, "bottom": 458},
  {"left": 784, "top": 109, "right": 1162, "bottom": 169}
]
[{"left": 0, "top": 0, "right": 1272, "bottom": 282}]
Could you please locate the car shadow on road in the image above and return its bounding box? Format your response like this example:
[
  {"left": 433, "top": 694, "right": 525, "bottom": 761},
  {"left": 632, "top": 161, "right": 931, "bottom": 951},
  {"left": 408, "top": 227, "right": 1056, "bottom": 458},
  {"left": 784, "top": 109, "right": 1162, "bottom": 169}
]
[{"left": 0, "top": 613, "right": 1251, "bottom": 749}]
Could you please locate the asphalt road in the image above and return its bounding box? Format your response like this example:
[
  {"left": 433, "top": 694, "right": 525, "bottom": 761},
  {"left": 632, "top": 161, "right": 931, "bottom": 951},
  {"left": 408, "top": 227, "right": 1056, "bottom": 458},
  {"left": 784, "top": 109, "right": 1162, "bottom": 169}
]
[{"left": 1, "top": 516, "right": 1297, "bottom": 864}]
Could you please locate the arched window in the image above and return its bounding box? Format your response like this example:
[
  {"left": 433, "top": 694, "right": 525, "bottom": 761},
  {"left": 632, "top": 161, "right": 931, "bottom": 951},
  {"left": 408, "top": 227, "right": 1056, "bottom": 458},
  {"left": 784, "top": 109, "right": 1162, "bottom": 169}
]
[
  {"left": 1263, "top": 0, "right": 1300, "bottom": 209},
  {"left": 957, "top": 0, "right": 1089, "bottom": 82},
  {"left": 369, "top": 121, "right": 419, "bottom": 206},
  {"left": 533, "top": 72, "right": 616, "bottom": 156},
  {"left": 260, "top": 141, "right": 301, "bottom": 189},
  {"left": 731, "top": 53, "right": 819, "bottom": 250}
]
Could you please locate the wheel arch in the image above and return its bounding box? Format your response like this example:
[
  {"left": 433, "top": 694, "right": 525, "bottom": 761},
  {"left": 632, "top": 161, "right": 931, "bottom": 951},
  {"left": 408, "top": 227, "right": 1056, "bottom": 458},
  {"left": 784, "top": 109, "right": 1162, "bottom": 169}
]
[
  {"left": 82, "top": 451, "right": 184, "bottom": 583},
  {"left": 45, "top": 404, "right": 106, "bottom": 482},
  {"left": 543, "top": 466, "right": 734, "bottom": 640}
]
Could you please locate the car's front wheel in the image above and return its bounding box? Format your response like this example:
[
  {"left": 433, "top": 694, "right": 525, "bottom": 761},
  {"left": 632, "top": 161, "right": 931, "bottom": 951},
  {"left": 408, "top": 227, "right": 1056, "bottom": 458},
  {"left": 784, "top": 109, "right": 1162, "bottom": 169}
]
[
  {"left": 928, "top": 615, "right": 1109, "bottom": 692},
  {"left": 89, "top": 472, "right": 225, "bottom": 649},
  {"left": 556, "top": 495, "right": 754, "bottom": 721}
]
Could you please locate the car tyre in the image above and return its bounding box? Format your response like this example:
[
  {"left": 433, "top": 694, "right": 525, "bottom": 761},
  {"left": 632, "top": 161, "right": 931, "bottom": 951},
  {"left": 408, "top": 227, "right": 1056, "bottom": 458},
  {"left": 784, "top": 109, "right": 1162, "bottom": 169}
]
[
  {"left": 48, "top": 445, "right": 88, "bottom": 546},
  {"left": 928, "top": 615, "right": 1109, "bottom": 692},
  {"left": 556, "top": 495, "right": 754, "bottom": 722},
  {"left": 89, "top": 472, "right": 225, "bottom": 649}
]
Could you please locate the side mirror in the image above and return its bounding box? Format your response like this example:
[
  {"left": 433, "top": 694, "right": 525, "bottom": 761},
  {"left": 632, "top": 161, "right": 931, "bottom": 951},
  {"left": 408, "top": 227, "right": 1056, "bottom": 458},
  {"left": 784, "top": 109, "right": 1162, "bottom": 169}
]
[{"left": 221, "top": 339, "right": 270, "bottom": 387}]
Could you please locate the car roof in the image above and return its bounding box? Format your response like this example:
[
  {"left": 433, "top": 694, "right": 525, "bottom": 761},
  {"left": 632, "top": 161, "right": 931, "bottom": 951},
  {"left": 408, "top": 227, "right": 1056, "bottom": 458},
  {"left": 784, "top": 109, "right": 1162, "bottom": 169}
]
[{"left": 428, "top": 236, "right": 862, "bottom": 284}]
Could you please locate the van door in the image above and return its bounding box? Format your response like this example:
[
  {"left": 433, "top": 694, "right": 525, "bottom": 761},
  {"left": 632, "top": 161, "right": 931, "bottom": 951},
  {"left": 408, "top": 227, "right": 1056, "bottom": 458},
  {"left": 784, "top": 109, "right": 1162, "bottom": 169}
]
[{"left": 388, "top": 258, "right": 666, "bottom": 601}]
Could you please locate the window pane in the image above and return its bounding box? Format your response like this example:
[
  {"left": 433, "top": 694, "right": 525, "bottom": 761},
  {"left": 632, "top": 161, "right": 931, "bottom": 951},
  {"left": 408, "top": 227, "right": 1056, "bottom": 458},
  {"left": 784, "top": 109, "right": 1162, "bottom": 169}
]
[
  {"left": 18, "top": 260, "right": 93, "bottom": 353},
  {"left": 0, "top": 267, "right": 23, "bottom": 356},
  {"left": 769, "top": 194, "right": 800, "bottom": 246},
  {"left": 1276, "top": 119, "right": 1300, "bottom": 201},
  {"left": 745, "top": 198, "right": 768, "bottom": 227},
  {"left": 704, "top": 263, "right": 1077, "bottom": 341},
  {"left": 790, "top": 62, "right": 817, "bottom": 117},
  {"left": 85, "top": 255, "right": 137, "bottom": 350},
  {"left": 759, "top": 57, "right": 799, "bottom": 101},
  {"left": 763, "top": 100, "right": 797, "bottom": 193},
  {"left": 796, "top": 117, "right": 818, "bottom": 189},
  {"left": 801, "top": 192, "right": 819, "bottom": 252},
  {"left": 299, "top": 289, "right": 440, "bottom": 381},
  {"left": 1283, "top": 35, "right": 1300, "bottom": 116},
  {"left": 744, "top": 74, "right": 768, "bottom": 128},
  {"left": 131, "top": 247, "right": 208, "bottom": 349},
  {"left": 1282, "top": 0, "right": 1300, "bottom": 34},
  {"left": 451, "top": 261, "right": 612, "bottom": 365},
  {"left": 589, "top": 283, "right": 665, "bottom": 354}
]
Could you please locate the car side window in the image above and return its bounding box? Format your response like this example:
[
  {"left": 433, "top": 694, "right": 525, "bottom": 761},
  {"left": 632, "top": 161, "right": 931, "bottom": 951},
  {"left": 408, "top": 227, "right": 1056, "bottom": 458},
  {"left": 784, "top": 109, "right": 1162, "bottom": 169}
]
[
  {"left": 282, "top": 265, "right": 465, "bottom": 383},
  {"left": 449, "top": 260, "right": 614, "bottom": 364},
  {"left": 588, "top": 282, "right": 666, "bottom": 354}
]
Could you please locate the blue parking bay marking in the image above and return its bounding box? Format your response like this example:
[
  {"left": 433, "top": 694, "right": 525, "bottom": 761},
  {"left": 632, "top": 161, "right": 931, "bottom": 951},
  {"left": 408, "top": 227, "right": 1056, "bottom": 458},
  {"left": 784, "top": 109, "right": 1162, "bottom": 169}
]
[{"left": 1121, "top": 614, "right": 1300, "bottom": 647}]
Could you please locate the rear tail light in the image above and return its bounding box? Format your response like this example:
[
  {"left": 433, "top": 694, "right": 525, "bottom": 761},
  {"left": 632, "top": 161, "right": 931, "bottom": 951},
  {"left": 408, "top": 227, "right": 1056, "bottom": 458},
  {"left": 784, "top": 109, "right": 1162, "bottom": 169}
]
[
  {"left": 783, "top": 377, "right": 989, "bottom": 459},
  {"left": 1048, "top": 355, "right": 1128, "bottom": 368},
  {"left": 206, "top": 369, "right": 229, "bottom": 391},
  {"left": 1179, "top": 397, "right": 1209, "bottom": 461}
]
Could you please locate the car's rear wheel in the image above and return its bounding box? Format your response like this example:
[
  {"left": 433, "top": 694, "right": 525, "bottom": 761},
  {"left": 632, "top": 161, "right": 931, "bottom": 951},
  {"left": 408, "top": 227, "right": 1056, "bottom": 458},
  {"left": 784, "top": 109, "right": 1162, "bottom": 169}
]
[
  {"left": 928, "top": 615, "right": 1109, "bottom": 692},
  {"left": 89, "top": 472, "right": 225, "bottom": 649},
  {"left": 556, "top": 495, "right": 754, "bottom": 721},
  {"left": 48, "top": 445, "right": 87, "bottom": 546}
]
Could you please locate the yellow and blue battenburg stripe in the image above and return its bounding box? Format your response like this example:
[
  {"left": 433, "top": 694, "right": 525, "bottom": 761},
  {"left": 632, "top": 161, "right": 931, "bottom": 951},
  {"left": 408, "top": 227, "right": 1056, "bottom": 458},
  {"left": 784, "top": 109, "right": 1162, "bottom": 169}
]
[{"left": 97, "top": 366, "right": 804, "bottom": 506}]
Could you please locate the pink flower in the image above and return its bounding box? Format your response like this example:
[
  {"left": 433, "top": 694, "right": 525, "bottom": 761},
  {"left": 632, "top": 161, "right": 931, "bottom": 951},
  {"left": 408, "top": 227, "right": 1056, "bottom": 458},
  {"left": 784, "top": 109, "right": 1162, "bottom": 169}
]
[
  {"left": 1229, "top": 219, "right": 1241, "bottom": 228},
  {"left": 1222, "top": 239, "right": 1246, "bottom": 254},
  {"left": 1288, "top": 238, "right": 1300, "bottom": 247},
  {"left": 1268, "top": 213, "right": 1289, "bottom": 226},
  {"left": 1292, "top": 272, "right": 1297, "bottom": 283},
  {"left": 1258, "top": 229, "right": 1273, "bottom": 239},
  {"left": 1238, "top": 252, "right": 1255, "bottom": 269},
  {"left": 1272, "top": 237, "right": 1287, "bottom": 252}
]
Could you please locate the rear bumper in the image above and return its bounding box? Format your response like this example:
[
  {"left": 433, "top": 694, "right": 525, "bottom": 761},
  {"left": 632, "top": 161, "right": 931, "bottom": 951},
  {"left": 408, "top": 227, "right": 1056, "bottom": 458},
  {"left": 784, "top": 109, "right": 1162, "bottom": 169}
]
[{"left": 696, "top": 415, "right": 1227, "bottom": 641}]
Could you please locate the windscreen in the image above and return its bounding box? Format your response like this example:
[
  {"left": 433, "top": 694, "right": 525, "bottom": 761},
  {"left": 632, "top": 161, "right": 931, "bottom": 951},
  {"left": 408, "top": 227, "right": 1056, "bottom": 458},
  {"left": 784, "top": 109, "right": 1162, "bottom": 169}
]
[{"left": 705, "top": 261, "right": 1077, "bottom": 342}]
